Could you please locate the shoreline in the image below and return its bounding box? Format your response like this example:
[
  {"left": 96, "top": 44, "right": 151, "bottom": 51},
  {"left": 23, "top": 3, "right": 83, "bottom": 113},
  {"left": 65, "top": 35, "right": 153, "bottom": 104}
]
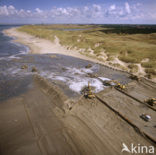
[
  {"left": 4, "top": 27, "right": 105, "bottom": 64},
  {"left": 3, "top": 27, "right": 156, "bottom": 82},
  {"left": 3, "top": 27, "right": 130, "bottom": 68}
]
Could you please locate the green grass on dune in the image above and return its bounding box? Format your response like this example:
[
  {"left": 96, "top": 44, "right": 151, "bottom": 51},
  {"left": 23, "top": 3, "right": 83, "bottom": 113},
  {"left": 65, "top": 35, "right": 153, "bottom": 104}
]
[
  {"left": 141, "top": 61, "right": 156, "bottom": 68},
  {"left": 18, "top": 24, "right": 156, "bottom": 75}
]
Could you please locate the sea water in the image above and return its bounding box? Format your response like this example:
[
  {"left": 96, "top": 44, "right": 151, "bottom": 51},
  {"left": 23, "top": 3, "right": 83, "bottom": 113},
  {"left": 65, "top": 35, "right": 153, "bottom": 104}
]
[
  {"left": 0, "top": 25, "right": 28, "bottom": 59},
  {"left": 0, "top": 25, "right": 131, "bottom": 101}
]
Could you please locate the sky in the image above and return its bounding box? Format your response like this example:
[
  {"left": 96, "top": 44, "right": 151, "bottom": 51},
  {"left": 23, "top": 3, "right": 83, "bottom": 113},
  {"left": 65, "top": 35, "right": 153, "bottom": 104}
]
[{"left": 0, "top": 0, "right": 156, "bottom": 24}]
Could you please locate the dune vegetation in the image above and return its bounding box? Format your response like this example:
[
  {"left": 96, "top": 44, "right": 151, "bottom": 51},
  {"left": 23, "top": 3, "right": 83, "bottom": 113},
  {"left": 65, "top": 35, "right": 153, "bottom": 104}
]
[{"left": 18, "top": 24, "right": 156, "bottom": 78}]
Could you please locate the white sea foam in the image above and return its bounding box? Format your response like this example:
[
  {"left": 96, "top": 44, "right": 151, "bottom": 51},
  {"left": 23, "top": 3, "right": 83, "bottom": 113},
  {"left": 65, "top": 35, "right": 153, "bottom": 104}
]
[
  {"left": 0, "top": 57, "right": 7, "bottom": 60},
  {"left": 5, "top": 67, "right": 21, "bottom": 75},
  {"left": 40, "top": 71, "right": 49, "bottom": 77},
  {"left": 3, "top": 65, "right": 111, "bottom": 94},
  {"left": 98, "top": 77, "right": 110, "bottom": 81},
  {"left": 68, "top": 77, "right": 105, "bottom": 93},
  {"left": 0, "top": 51, "right": 26, "bottom": 60},
  {"left": 89, "top": 78, "right": 105, "bottom": 92},
  {"left": 66, "top": 67, "right": 87, "bottom": 75},
  {"left": 54, "top": 76, "right": 68, "bottom": 82},
  {"left": 47, "top": 73, "right": 55, "bottom": 79},
  {"left": 11, "top": 68, "right": 21, "bottom": 74},
  {"left": 8, "top": 54, "right": 21, "bottom": 59},
  {"left": 40, "top": 66, "right": 111, "bottom": 94},
  {"left": 8, "top": 49, "right": 28, "bottom": 59},
  {"left": 68, "top": 79, "right": 89, "bottom": 93}
]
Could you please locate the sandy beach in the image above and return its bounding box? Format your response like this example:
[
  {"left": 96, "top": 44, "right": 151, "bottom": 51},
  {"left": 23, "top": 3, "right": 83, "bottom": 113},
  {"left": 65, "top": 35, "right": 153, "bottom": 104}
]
[
  {"left": 4, "top": 27, "right": 105, "bottom": 65},
  {"left": 1, "top": 0, "right": 156, "bottom": 152},
  {"left": 4, "top": 27, "right": 139, "bottom": 74},
  {"left": 1, "top": 27, "right": 156, "bottom": 155},
  {"left": 5, "top": 27, "right": 156, "bottom": 83}
]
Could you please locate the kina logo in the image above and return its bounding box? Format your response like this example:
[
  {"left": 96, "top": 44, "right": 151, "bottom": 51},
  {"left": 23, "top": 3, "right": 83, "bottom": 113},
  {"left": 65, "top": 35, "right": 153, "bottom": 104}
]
[{"left": 121, "top": 143, "right": 155, "bottom": 154}]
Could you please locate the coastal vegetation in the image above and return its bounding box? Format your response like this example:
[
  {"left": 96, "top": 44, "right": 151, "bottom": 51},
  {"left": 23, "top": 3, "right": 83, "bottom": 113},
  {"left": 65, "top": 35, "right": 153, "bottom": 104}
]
[{"left": 18, "top": 24, "right": 156, "bottom": 77}]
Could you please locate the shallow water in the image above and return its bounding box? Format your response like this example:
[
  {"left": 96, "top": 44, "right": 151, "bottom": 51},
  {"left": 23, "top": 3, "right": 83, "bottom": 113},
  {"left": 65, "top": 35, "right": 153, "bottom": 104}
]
[
  {"left": 0, "top": 25, "right": 28, "bottom": 58},
  {"left": 0, "top": 25, "right": 131, "bottom": 101}
]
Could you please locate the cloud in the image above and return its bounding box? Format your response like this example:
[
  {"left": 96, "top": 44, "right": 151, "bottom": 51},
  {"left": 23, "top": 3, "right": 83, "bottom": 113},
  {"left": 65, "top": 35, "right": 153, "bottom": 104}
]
[
  {"left": 125, "top": 2, "right": 131, "bottom": 14},
  {"left": 93, "top": 4, "right": 101, "bottom": 12},
  {"left": 110, "top": 4, "right": 116, "bottom": 11},
  {"left": 0, "top": 3, "right": 155, "bottom": 24},
  {"left": 0, "top": 5, "right": 31, "bottom": 17},
  {"left": 0, "top": 5, "right": 10, "bottom": 16},
  {"left": 35, "top": 8, "right": 43, "bottom": 13}
]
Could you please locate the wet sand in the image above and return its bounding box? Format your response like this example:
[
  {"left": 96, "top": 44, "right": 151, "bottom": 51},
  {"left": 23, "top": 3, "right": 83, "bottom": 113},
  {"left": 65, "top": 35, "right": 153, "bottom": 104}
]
[
  {"left": 0, "top": 65, "right": 155, "bottom": 154},
  {"left": 0, "top": 75, "right": 155, "bottom": 155},
  {"left": 0, "top": 53, "right": 131, "bottom": 99}
]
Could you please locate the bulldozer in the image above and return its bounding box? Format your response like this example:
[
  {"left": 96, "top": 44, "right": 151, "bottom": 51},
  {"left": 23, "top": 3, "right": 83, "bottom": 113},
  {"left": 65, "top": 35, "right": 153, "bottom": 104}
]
[
  {"left": 84, "top": 82, "right": 95, "bottom": 99},
  {"left": 144, "top": 98, "right": 156, "bottom": 106}
]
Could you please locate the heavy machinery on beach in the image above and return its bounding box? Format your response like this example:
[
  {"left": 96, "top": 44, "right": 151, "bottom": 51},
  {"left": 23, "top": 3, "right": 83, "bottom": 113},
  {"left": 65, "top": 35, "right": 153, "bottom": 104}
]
[
  {"left": 103, "top": 80, "right": 126, "bottom": 90},
  {"left": 84, "top": 82, "right": 95, "bottom": 99},
  {"left": 98, "top": 78, "right": 126, "bottom": 90},
  {"left": 129, "top": 74, "right": 140, "bottom": 81},
  {"left": 144, "top": 98, "right": 156, "bottom": 106},
  {"left": 114, "top": 81, "right": 126, "bottom": 90}
]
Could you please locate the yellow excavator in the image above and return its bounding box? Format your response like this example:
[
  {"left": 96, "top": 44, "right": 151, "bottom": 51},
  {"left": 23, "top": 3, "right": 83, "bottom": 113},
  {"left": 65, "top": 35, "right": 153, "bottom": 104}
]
[
  {"left": 144, "top": 98, "right": 156, "bottom": 106},
  {"left": 84, "top": 82, "right": 95, "bottom": 99},
  {"left": 112, "top": 80, "right": 126, "bottom": 90},
  {"left": 102, "top": 80, "right": 126, "bottom": 90}
]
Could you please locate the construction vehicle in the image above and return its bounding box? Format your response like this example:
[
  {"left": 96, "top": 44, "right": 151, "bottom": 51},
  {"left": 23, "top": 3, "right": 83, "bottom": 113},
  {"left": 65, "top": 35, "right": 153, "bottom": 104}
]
[
  {"left": 144, "top": 98, "right": 156, "bottom": 106},
  {"left": 116, "top": 83, "right": 126, "bottom": 90},
  {"left": 84, "top": 82, "right": 95, "bottom": 99},
  {"left": 102, "top": 80, "right": 126, "bottom": 90},
  {"left": 21, "top": 65, "right": 28, "bottom": 69},
  {"left": 140, "top": 114, "right": 151, "bottom": 122},
  {"left": 112, "top": 80, "right": 126, "bottom": 90},
  {"left": 85, "top": 64, "right": 92, "bottom": 69},
  {"left": 129, "top": 74, "right": 140, "bottom": 81},
  {"left": 87, "top": 73, "right": 98, "bottom": 78},
  {"left": 32, "top": 66, "right": 38, "bottom": 72}
]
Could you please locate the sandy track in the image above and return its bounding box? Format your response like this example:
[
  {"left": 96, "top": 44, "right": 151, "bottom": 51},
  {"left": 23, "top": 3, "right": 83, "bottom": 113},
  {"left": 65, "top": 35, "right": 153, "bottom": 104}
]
[
  {"left": 97, "top": 86, "right": 156, "bottom": 142},
  {"left": 126, "top": 80, "right": 156, "bottom": 102}
]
